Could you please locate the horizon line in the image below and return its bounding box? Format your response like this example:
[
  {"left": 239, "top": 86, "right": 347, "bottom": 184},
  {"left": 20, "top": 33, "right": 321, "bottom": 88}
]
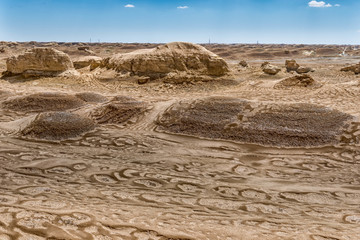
[{"left": 1, "top": 40, "right": 360, "bottom": 46}]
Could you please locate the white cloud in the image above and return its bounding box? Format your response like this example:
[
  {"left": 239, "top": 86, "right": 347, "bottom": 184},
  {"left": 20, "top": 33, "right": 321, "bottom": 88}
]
[
  {"left": 177, "top": 6, "right": 189, "bottom": 9},
  {"left": 124, "top": 4, "right": 135, "bottom": 8},
  {"left": 334, "top": 4, "right": 340, "bottom": 7},
  {"left": 308, "top": 1, "right": 332, "bottom": 7}
]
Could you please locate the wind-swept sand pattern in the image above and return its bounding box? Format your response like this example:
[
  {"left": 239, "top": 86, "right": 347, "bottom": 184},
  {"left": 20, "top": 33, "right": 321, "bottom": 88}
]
[{"left": 0, "top": 42, "right": 360, "bottom": 239}]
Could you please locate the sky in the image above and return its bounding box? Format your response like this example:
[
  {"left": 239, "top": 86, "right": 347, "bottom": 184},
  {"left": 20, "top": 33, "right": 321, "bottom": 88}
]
[{"left": 0, "top": 0, "right": 359, "bottom": 44}]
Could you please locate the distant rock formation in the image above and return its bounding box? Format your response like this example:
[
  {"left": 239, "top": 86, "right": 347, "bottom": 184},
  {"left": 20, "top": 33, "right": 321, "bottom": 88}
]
[
  {"left": 73, "top": 56, "right": 102, "bottom": 70},
  {"left": 101, "top": 42, "right": 230, "bottom": 83},
  {"left": 5, "top": 47, "right": 74, "bottom": 77}
]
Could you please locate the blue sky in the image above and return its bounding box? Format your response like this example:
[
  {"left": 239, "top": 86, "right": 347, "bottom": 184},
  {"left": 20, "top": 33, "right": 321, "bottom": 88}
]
[{"left": 0, "top": 0, "right": 359, "bottom": 44}]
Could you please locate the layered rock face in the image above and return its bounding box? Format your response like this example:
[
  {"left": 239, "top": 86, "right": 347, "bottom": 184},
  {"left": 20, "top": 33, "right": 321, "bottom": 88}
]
[
  {"left": 101, "top": 42, "right": 230, "bottom": 82},
  {"left": 6, "top": 48, "right": 74, "bottom": 77}
]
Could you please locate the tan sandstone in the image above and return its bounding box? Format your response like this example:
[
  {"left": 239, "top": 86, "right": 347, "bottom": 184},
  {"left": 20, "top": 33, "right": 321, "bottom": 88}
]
[
  {"left": 101, "top": 42, "right": 230, "bottom": 82},
  {"left": 6, "top": 47, "right": 74, "bottom": 77}
]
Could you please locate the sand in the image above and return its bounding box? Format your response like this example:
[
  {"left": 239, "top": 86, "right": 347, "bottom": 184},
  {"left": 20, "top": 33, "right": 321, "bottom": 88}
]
[{"left": 0, "top": 42, "right": 360, "bottom": 240}]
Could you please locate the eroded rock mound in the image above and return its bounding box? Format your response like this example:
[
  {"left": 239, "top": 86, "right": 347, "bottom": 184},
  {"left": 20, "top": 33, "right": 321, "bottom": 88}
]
[
  {"left": 157, "top": 97, "right": 352, "bottom": 147},
  {"left": 5, "top": 48, "right": 74, "bottom": 77},
  {"left": 274, "top": 74, "right": 315, "bottom": 89},
  {"left": 21, "top": 112, "right": 95, "bottom": 140},
  {"left": 261, "top": 62, "right": 281, "bottom": 75},
  {"left": 91, "top": 96, "right": 148, "bottom": 124},
  {"left": 73, "top": 56, "right": 102, "bottom": 70},
  {"left": 101, "top": 42, "right": 230, "bottom": 82},
  {"left": 2, "top": 92, "right": 85, "bottom": 112},
  {"left": 341, "top": 63, "right": 360, "bottom": 75}
]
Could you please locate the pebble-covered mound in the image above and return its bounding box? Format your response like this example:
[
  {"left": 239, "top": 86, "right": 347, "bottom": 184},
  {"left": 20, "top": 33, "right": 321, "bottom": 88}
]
[
  {"left": 5, "top": 47, "right": 74, "bottom": 77},
  {"left": 91, "top": 96, "right": 148, "bottom": 124},
  {"left": 2, "top": 92, "right": 85, "bottom": 112},
  {"left": 157, "top": 97, "right": 353, "bottom": 147},
  {"left": 75, "top": 92, "right": 108, "bottom": 103},
  {"left": 21, "top": 112, "right": 95, "bottom": 140},
  {"left": 101, "top": 42, "right": 230, "bottom": 82}
]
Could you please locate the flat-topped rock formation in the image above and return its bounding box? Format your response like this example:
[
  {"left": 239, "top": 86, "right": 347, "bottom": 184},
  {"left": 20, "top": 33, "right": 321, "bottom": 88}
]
[
  {"left": 101, "top": 42, "right": 230, "bottom": 83},
  {"left": 5, "top": 47, "right": 74, "bottom": 77}
]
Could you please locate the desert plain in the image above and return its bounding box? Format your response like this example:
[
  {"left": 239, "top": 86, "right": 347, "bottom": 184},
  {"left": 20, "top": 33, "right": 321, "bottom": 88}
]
[{"left": 0, "top": 41, "right": 360, "bottom": 240}]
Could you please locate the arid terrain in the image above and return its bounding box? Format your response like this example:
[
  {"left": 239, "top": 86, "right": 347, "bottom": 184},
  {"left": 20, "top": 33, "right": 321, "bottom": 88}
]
[{"left": 0, "top": 41, "right": 360, "bottom": 240}]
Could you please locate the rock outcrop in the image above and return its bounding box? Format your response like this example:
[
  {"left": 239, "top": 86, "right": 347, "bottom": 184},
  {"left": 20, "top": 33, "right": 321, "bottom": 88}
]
[
  {"left": 341, "top": 63, "right": 360, "bottom": 75},
  {"left": 101, "top": 42, "right": 230, "bottom": 82},
  {"left": 5, "top": 48, "right": 74, "bottom": 77},
  {"left": 261, "top": 62, "right": 281, "bottom": 75}
]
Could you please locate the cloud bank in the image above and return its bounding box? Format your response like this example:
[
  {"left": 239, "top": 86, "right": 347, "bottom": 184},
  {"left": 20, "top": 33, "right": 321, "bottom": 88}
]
[
  {"left": 308, "top": 1, "right": 332, "bottom": 8},
  {"left": 124, "top": 4, "right": 135, "bottom": 8}
]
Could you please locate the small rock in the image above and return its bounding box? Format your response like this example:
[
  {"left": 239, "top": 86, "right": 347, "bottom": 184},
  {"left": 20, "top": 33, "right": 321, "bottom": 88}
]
[
  {"left": 296, "top": 66, "right": 313, "bottom": 74},
  {"left": 285, "top": 59, "right": 300, "bottom": 72},
  {"left": 138, "top": 77, "right": 150, "bottom": 84},
  {"left": 261, "top": 62, "right": 281, "bottom": 75},
  {"left": 78, "top": 46, "right": 90, "bottom": 51},
  {"left": 239, "top": 60, "right": 248, "bottom": 67}
]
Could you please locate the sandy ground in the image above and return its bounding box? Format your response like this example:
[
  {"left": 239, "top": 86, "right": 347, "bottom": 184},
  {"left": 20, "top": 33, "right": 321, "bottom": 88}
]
[{"left": 0, "top": 42, "right": 360, "bottom": 240}]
